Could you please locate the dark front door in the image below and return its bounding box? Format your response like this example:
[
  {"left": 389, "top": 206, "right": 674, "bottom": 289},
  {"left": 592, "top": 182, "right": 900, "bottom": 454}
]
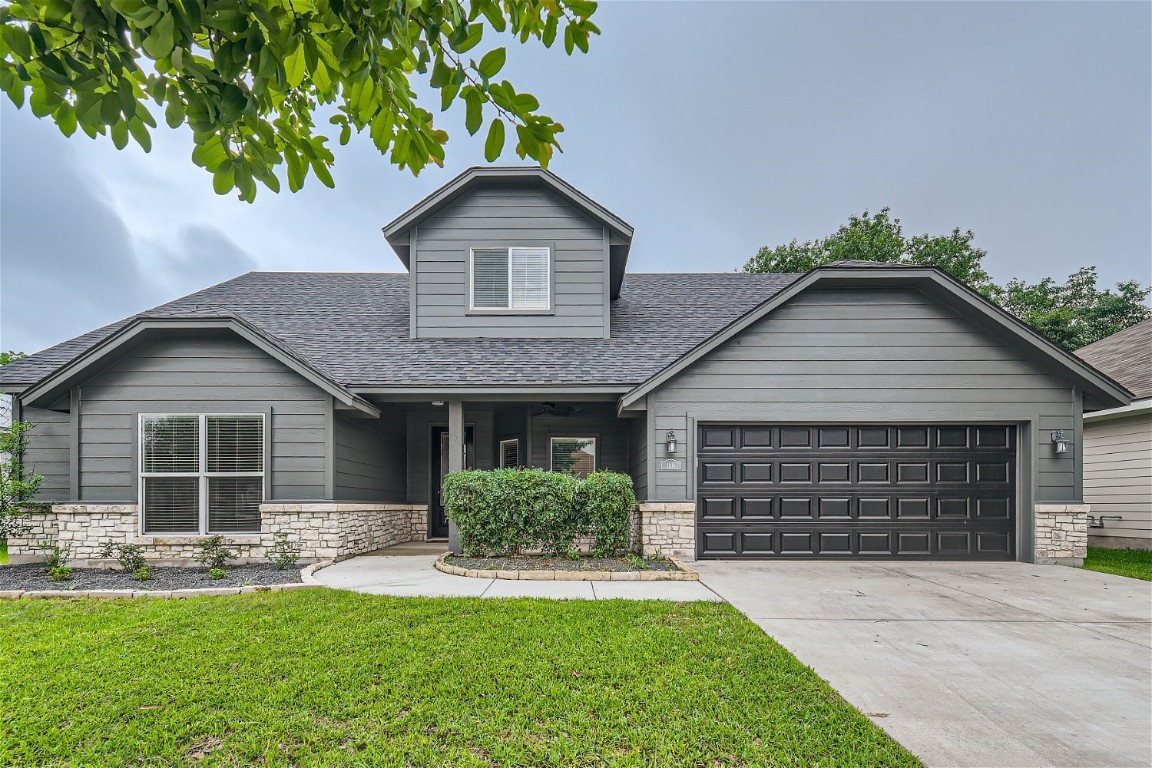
[
  {"left": 696, "top": 424, "right": 1017, "bottom": 559},
  {"left": 430, "top": 426, "right": 475, "bottom": 539}
]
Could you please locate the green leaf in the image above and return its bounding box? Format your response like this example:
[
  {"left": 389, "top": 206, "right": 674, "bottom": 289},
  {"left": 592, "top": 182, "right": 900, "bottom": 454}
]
[
  {"left": 100, "top": 92, "right": 121, "bottom": 124},
  {"left": 483, "top": 118, "right": 503, "bottom": 162},
  {"left": 142, "top": 13, "right": 175, "bottom": 60},
  {"left": 477, "top": 47, "right": 505, "bottom": 79},
  {"left": 212, "top": 163, "right": 235, "bottom": 195},
  {"left": 454, "top": 23, "right": 484, "bottom": 54},
  {"left": 284, "top": 44, "right": 307, "bottom": 88},
  {"left": 165, "top": 96, "right": 185, "bottom": 128},
  {"left": 1, "top": 25, "right": 32, "bottom": 59},
  {"left": 127, "top": 117, "right": 151, "bottom": 151},
  {"left": 513, "top": 92, "right": 539, "bottom": 113},
  {"left": 55, "top": 102, "right": 77, "bottom": 137},
  {"left": 480, "top": 2, "right": 506, "bottom": 32},
  {"left": 463, "top": 88, "right": 482, "bottom": 135},
  {"left": 111, "top": 120, "right": 128, "bottom": 149}
]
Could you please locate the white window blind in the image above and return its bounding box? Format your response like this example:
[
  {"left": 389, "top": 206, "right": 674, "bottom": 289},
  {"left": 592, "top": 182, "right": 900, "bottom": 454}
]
[
  {"left": 471, "top": 246, "right": 550, "bottom": 310},
  {"left": 499, "top": 439, "right": 520, "bottom": 468},
  {"left": 140, "top": 414, "right": 264, "bottom": 535},
  {"left": 549, "top": 437, "right": 597, "bottom": 478}
]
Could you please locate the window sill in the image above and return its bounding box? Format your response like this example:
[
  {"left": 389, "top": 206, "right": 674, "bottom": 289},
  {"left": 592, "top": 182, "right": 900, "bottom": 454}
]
[
  {"left": 133, "top": 534, "right": 262, "bottom": 545},
  {"left": 465, "top": 309, "right": 555, "bottom": 316}
]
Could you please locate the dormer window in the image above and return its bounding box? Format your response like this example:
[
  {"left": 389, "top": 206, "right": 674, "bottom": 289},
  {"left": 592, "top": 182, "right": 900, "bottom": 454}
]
[{"left": 470, "top": 246, "right": 551, "bottom": 312}]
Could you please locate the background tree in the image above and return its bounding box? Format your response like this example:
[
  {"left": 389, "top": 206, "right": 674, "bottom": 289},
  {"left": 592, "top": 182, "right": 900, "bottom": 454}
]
[
  {"left": 0, "top": 420, "right": 43, "bottom": 539},
  {"left": 744, "top": 209, "right": 1150, "bottom": 350},
  {"left": 743, "top": 208, "right": 995, "bottom": 295},
  {"left": 0, "top": 0, "right": 599, "bottom": 201}
]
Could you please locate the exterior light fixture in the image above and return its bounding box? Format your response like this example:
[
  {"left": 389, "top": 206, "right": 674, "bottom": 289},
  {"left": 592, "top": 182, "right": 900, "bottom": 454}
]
[
  {"left": 665, "top": 430, "right": 678, "bottom": 454},
  {"left": 1050, "top": 430, "right": 1069, "bottom": 454},
  {"left": 431, "top": 400, "right": 445, "bottom": 407}
]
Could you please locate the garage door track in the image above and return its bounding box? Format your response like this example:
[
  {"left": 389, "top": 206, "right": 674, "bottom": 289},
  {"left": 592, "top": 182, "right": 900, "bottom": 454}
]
[{"left": 695, "top": 561, "right": 1151, "bottom": 768}]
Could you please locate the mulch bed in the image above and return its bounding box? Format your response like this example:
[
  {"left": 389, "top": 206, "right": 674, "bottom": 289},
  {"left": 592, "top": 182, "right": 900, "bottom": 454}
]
[
  {"left": 445, "top": 555, "right": 680, "bottom": 573},
  {"left": 0, "top": 563, "right": 303, "bottom": 591}
]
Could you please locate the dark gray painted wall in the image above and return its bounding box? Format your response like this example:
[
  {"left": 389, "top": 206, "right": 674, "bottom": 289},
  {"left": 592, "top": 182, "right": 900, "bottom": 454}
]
[
  {"left": 644, "top": 287, "right": 1080, "bottom": 507},
  {"left": 528, "top": 404, "right": 630, "bottom": 473},
  {"left": 24, "top": 405, "right": 70, "bottom": 501},
  {"left": 628, "top": 414, "right": 647, "bottom": 502},
  {"left": 332, "top": 406, "right": 406, "bottom": 501},
  {"left": 411, "top": 186, "right": 610, "bottom": 339},
  {"left": 75, "top": 334, "right": 329, "bottom": 501}
]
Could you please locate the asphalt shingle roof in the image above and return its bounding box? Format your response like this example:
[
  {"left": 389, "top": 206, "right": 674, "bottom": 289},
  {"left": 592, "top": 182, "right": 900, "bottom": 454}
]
[
  {"left": 0, "top": 272, "right": 800, "bottom": 390},
  {"left": 1075, "top": 319, "right": 1152, "bottom": 400}
]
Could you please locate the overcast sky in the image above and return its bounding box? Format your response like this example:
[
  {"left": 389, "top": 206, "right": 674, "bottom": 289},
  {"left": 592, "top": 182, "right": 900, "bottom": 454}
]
[{"left": 2, "top": 1, "right": 1149, "bottom": 354}]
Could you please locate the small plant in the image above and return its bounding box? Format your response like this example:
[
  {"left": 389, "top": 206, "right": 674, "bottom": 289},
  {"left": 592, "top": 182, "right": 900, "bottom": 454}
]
[
  {"left": 208, "top": 568, "right": 227, "bottom": 580},
  {"left": 627, "top": 554, "right": 649, "bottom": 570},
  {"left": 39, "top": 540, "right": 72, "bottom": 572},
  {"left": 99, "top": 542, "right": 147, "bottom": 573},
  {"left": 194, "top": 535, "right": 238, "bottom": 571},
  {"left": 49, "top": 566, "right": 72, "bottom": 582},
  {"left": 264, "top": 532, "right": 302, "bottom": 570},
  {"left": 132, "top": 566, "right": 151, "bottom": 581}
]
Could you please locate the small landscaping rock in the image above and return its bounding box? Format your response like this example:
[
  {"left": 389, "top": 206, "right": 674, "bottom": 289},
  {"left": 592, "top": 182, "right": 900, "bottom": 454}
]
[{"left": 0, "top": 563, "right": 304, "bottom": 593}]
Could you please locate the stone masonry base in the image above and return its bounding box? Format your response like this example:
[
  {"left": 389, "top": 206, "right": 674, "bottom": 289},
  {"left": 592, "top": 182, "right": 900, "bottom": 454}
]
[
  {"left": 7, "top": 502, "right": 429, "bottom": 566},
  {"left": 638, "top": 502, "right": 696, "bottom": 562},
  {"left": 1034, "top": 504, "right": 1089, "bottom": 566}
]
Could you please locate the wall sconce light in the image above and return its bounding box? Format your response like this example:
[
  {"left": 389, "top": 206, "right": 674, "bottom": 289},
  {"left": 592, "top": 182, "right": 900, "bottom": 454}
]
[
  {"left": 665, "top": 430, "right": 678, "bottom": 454},
  {"left": 1050, "top": 430, "right": 1069, "bottom": 454},
  {"left": 431, "top": 400, "right": 445, "bottom": 407}
]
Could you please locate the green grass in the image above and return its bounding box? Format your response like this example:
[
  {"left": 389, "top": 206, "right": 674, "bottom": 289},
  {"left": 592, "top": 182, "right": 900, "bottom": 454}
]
[
  {"left": 1084, "top": 546, "right": 1152, "bottom": 581},
  {"left": 0, "top": 538, "right": 7, "bottom": 565},
  {"left": 0, "top": 591, "right": 918, "bottom": 767}
]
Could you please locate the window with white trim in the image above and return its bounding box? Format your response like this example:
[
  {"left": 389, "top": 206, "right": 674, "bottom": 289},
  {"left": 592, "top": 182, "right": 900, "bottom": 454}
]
[
  {"left": 499, "top": 438, "right": 520, "bottom": 468},
  {"left": 549, "top": 437, "right": 597, "bottom": 478},
  {"left": 470, "top": 247, "right": 550, "bottom": 310},
  {"left": 140, "top": 414, "right": 264, "bottom": 534}
]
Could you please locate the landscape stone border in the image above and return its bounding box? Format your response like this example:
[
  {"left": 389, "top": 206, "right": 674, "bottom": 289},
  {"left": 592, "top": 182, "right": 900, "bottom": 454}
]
[
  {"left": 0, "top": 561, "right": 335, "bottom": 600},
  {"left": 434, "top": 553, "right": 699, "bottom": 581}
]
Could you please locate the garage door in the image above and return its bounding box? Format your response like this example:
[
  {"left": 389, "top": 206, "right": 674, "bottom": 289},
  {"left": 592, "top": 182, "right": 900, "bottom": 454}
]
[{"left": 696, "top": 425, "right": 1016, "bottom": 559}]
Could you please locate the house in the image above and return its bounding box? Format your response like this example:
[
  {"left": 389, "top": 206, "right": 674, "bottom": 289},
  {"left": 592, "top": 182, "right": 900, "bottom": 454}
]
[
  {"left": 1075, "top": 320, "right": 1151, "bottom": 551},
  {"left": 0, "top": 167, "right": 1132, "bottom": 566}
]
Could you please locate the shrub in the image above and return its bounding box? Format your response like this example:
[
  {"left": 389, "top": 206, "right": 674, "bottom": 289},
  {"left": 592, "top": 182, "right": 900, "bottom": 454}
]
[
  {"left": 99, "top": 542, "right": 146, "bottom": 573},
  {"left": 38, "top": 540, "right": 72, "bottom": 572},
  {"left": 577, "top": 471, "right": 637, "bottom": 557},
  {"left": 49, "top": 566, "right": 72, "bottom": 582},
  {"left": 208, "top": 567, "right": 227, "bottom": 580},
  {"left": 194, "top": 536, "right": 238, "bottom": 571},
  {"left": 444, "top": 468, "right": 579, "bottom": 557},
  {"left": 132, "top": 566, "right": 151, "bottom": 581},
  {"left": 264, "top": 532, "right": 302, "bottom": 570}
]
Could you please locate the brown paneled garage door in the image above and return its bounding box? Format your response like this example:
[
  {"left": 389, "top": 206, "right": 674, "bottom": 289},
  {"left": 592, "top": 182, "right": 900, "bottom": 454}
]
[{"left": 696, "top": 424, "right": 1016, "bottom": 559}]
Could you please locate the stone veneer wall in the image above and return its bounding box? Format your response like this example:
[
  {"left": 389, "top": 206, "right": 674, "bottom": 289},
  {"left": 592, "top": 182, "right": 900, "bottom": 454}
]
[
  {"left": 638, "top": 502, "right": 696, "bottom": 561},
  {"left": 1034, "top": 503, "right": 1089, "bottom": 566},
  {"left": 6, "top": 503, "right": 429, "bottom": 565}
]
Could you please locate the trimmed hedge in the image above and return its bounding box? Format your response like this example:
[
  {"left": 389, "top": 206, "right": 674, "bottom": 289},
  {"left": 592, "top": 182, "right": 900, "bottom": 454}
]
[{"left": 443, "top": 469, "right": 637, "bottom": 558}]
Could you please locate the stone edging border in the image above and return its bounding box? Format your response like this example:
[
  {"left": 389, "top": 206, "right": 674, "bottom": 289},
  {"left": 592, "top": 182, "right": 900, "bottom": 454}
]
[
  {"left": 433, "top": 552, "right": 699, "bottom": 581},
  {"left": 0, "top": 560, "right": 335, "bottom": 600}
]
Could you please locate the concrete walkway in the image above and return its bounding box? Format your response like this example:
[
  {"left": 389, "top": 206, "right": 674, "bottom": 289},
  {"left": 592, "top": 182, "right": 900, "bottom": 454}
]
[
  {"left": 695, "top": 560, "right": 1152, "bottom": 768},
  {"left": 314, "top": 553, "right": 721, "bottom": 601}
]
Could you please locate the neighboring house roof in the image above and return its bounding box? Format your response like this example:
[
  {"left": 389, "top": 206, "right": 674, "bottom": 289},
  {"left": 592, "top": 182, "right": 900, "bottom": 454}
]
[
  {"left": 1075, "top": 319, "right": 1152, "bottom": 400},
  {"left": 0, "top": 272, "right": 797, "bottom": 393},
  {"left": 381, "top": 166, "right": 636, "bottom": 299}
]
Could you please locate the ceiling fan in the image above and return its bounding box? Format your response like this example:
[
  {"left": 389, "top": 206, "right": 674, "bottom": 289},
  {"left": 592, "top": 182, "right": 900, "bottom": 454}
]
[{"left": 532, "top": 402, "right": 582, "bottom": 417}]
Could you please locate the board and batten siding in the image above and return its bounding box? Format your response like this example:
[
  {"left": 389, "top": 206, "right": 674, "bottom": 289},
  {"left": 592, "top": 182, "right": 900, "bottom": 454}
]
[
  {"left": 1083, "top": 409, "right": 1152, "bottom": 546},
  {"left": 24, "top": 405, "right": 71, "bottom": 501},
  {"left": 644, "top": 287, "right": 1080, "bottom": 509},
  {"left": 628, "top": 414, "right": 648, "bottom": 502},
  {"left": 333, "top": 406, "right": 407, "bottom": 502},
  {"left": 75, "top": 335, "right": 328, "bottom": 501},
  {"left": 411, "top": 187, "right": 610, "bottom": 338}
]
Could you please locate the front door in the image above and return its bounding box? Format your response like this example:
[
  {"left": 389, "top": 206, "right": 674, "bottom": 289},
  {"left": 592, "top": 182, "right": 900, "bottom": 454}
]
[{"left": 430, "top": 426, "right": 475, "bottom": 538}]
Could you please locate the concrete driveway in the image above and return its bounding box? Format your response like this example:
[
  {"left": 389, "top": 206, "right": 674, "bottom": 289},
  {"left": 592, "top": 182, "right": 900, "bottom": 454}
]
[{"left": 695, "top": 561, "right": 1151, "bottom": 768}]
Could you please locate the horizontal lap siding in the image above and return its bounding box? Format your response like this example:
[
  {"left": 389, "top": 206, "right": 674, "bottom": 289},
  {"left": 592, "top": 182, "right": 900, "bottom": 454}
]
[
  {"left": 1084, "top": 411, "right": 1152, "bottom": 542},
  {"left": 333, "top": 407, "right": 406, "bottom": 502},
  {"left": 413, "top": 187, "right": 608, "bottom": 338},
  {"left": 78, "top": 336, "right": 328, "bottom": 501},
  {"left": 648, "top": 287, "right": 1078, "bottom": 503},
  {"left": 24, "top": 406, "right": 70, "bottom": 501}
]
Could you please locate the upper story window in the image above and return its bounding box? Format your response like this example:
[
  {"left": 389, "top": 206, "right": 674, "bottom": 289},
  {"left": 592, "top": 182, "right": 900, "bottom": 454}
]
[
  {"left": 139, "top": 414, "right": 264, "bottom": 535},
  {"left": 470, "top": 246, "right": 550, "bottom": 311}
]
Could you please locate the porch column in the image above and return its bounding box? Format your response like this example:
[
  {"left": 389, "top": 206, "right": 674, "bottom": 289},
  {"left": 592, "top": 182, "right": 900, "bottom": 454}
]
[{"left": 447, "top": 399, "right": 464, "bottom": 554}]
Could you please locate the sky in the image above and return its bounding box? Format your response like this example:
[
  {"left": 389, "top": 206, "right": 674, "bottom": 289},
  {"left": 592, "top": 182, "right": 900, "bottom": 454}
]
[{"left": 1, "top": 1, "right": 1149, "bottom": 354}]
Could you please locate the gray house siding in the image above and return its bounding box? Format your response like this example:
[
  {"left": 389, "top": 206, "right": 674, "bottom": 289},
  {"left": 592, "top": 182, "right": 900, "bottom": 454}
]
[
  {"left": 1084, "top": 409, "right": 1152, "bottom": 547},
  {"left": 628, "top": 414, "right": 648, "bottom": 502},
  {"left": 644, "top": 287, "right": 1079, "bottom": 506},
  {"left": 332, "top": 406, "right": 406, "bottom": 501},
  {"left": 411, "top": 186, "right": 610, "bottom": 339},
  {"left": 75, "top": 335, "right": 329, "bottom": 502},
  {"left": 24, "top": 406, "right": 71, "bottom": 501}
]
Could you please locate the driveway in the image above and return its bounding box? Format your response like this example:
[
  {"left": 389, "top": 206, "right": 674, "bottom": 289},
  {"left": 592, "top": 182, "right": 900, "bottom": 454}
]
[{"left": 695, "top": 561, "right": 1151, "bottom": 768}]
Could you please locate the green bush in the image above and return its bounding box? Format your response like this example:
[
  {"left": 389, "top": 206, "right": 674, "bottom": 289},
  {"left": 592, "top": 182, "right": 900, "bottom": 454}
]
[
  {"left": 194, "top": 535, "right": 238, "bottom": 571},
  {"left": 443, "top": 468, "right": 636, "bottom": 558},
  {"left": 208, "top": 567, "right": 227, "bottom": 580},
  {"left": 577, "top": 471, "right": 637, "bottom": 557},
  {"left": 99, "top": 542, "right": 146, "bottom": 573},
  {"left": 48, "top": 566, "right": 72, "bottom": 582}
]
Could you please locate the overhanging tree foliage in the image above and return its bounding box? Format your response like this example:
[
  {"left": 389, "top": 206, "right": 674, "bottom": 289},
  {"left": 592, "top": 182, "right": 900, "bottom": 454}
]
[
  {"left": 0, "top": 0, "right": 599, "bottom": 200},
  {"left": 744, "top": 209, "right": 1150, "bottom": 351}
]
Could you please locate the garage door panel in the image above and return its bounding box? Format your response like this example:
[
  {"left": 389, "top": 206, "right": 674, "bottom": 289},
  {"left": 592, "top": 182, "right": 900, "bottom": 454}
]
[{"left": 697, "top": 423, "right": 1017, "bottom": 560}]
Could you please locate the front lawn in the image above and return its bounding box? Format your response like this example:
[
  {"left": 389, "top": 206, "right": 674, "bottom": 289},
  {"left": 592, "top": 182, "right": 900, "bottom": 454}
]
[
  {"left": 1084, "top": 546, "right": 1152, "bottom": 581},
  {"left": 0, "top": 591, "right": 919, "bottom": 767}
]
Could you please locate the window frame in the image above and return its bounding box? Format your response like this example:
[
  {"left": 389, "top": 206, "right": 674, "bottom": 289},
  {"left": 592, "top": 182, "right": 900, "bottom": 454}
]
[
  {"left": 499, "top": 438, "right": 520, "bottom": 468},
  {"left": 548, "top": 436, "right": 598, "bottom": 478},
  {"left": 138, "top": 413, "right": 266, "bottom": 535},
  {"left": 467, "top": 244, "right": 554, "bottom": 314}
]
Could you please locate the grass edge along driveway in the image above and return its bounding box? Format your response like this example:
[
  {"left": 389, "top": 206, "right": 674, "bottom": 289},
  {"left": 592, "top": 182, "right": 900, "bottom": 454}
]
[
  {"left": 0, "top": 590, "right": 920, "bottom": 767},
  {"left": 1084, "top": 546, "right": 1152, "bottom": 581}
]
